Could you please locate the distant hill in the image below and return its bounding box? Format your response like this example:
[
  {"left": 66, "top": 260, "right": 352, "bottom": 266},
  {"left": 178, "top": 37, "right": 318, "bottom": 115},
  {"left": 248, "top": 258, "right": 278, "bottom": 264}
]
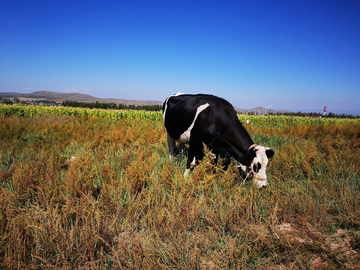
[
  {"left": 1, "top": 91, "right": 294, "bottom": 114},
  {"left": 0, "top": 91, "right": 162, "bottom": 106},
  {"left": 236, "top": 107, "right": 292, "bottom": 115}
]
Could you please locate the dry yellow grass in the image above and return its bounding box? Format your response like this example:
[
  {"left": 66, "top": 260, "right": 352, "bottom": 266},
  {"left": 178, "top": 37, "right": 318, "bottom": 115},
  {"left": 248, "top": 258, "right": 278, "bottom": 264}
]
[{"left": 0, "top": 115, "right": 359, "bottom": 269}]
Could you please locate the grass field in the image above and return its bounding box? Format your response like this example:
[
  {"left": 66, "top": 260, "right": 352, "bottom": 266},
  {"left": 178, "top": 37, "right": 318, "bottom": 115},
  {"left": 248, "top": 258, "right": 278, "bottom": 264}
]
[{"left": 0, "top": 105, "right": 359, "bottom": 269}]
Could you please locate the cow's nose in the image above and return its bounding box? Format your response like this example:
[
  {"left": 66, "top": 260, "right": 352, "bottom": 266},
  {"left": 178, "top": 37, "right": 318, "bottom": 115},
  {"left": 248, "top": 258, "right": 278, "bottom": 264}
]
[{"left": 255, "top": 179, "right": 267, "bottom": 188}]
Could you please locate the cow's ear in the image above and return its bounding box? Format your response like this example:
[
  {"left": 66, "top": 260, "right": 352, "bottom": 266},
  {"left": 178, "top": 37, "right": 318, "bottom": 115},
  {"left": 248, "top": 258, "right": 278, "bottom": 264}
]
[{"left": 265, "top": 148, "right": 274, "bottom": 159}]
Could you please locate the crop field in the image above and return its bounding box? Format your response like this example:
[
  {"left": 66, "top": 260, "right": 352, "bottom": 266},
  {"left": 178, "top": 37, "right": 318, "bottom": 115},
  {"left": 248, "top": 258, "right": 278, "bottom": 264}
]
[{"left": 0, "top": 104, "right": 359, "bottom": 269}]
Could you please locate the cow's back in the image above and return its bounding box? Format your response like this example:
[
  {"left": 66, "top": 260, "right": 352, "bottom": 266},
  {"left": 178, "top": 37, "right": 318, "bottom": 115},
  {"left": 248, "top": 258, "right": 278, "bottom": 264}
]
[{"left": 163, "top": 94, "right": 245, "bottom": 144}]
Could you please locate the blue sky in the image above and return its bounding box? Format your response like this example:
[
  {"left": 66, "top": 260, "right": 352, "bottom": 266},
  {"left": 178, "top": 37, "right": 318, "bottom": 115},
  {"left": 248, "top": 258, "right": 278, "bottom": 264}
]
[{"left": 1, "top": 0, "right": 359, "bottom": 112}]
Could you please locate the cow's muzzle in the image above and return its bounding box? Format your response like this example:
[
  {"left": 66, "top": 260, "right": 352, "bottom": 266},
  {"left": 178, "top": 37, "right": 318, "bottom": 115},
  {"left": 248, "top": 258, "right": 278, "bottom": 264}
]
[
  {"left": 254, "top": 177, "right": 267, "bottom": 188},
  {"left": 252, "top": 172, "right": 267, "bottom": 188}
]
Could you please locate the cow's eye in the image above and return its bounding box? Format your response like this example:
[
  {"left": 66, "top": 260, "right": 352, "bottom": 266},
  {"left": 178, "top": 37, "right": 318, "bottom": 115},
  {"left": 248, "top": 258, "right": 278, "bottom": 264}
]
[{"left": 253, "top": 162, "right": 261, "bottom": 173}]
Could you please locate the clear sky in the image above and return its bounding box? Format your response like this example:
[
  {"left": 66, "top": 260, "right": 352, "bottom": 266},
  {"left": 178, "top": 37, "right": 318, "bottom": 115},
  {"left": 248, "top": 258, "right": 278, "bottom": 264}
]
[{"left": 1, "top": 0, "right": 359, "bottom": 112}]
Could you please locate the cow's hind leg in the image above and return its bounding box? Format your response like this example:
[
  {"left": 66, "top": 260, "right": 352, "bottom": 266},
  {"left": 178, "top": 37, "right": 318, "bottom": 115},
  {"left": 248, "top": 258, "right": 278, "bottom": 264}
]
[{"left": 167, "top": 133, "right": 176, "bottom": 160}]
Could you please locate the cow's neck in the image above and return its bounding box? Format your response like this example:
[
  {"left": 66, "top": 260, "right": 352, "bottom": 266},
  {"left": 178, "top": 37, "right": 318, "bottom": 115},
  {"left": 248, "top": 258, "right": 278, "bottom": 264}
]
[
  {"left": 233, "top": 126, "right": 254, "bottom": 153},
  {"left": 232, "top": 128, "right": 254, "bottom": 165}
]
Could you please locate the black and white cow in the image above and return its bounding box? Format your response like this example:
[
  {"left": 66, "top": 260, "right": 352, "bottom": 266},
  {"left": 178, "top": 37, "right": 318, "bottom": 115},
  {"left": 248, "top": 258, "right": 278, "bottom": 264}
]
[{"left": 162, "top": 93, "right": 274, "bottom": 188}]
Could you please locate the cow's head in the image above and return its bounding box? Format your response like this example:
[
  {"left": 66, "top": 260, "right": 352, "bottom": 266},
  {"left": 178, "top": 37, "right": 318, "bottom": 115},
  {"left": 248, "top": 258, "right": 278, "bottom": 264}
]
[{"left": 238, "top": 144, "right": 274, "bottom": 188}]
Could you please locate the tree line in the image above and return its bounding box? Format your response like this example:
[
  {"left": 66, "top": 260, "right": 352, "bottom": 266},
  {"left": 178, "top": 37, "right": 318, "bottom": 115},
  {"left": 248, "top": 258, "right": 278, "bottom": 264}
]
[
  {"left": 239, "top": 109, "right": 359, "bottom": 119},
  {"left": 268, "top": 111, "right": 359, "bottom": 119},
  {"left": 61, "top": 100, "right": 163, "bottom": 111}
]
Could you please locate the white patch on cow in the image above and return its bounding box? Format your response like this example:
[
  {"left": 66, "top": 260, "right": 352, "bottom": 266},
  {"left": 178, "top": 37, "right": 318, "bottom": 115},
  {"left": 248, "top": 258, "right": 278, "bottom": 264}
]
[
  {"left": 250, "top": 145, "right": 270, "bottom": 188},
  {"left": 178, "top": 103, "right": 210, "bottom": 144},
  {"left": 191, "top": 156, "right": 196, "bottom": 166},
  {"left": 237, "top": 163, "right": 247, "bottom": 173},
  {"left": 162, "top": 92, "right": 185, "bottom": 122}
]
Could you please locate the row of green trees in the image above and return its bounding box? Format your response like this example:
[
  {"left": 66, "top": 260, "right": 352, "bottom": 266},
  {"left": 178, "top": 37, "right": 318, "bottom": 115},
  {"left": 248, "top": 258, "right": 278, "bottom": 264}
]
[
  {"left": 273, "top": 111, "right": 359, "bottom": 119},
  {"left": 0, "top": 97, "right": 59, "bottom": 106},
  {"left": 61, "top": 100, "right": 162, "bottom": 111},
  {"left": 243, "top": 110, "right": 359, "bottom": 119}
]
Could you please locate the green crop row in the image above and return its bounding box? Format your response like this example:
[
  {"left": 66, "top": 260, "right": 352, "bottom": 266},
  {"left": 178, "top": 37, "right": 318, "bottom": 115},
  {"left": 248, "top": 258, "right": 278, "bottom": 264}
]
[
  {"left": 238, "top": 114, "right": 360, "bottom": 126},
  {"left": 1, "top": 104, "right": 359, "bottom": 125},
  {"left": 0, "top": 104, "right": 163, "bottom": 121}
]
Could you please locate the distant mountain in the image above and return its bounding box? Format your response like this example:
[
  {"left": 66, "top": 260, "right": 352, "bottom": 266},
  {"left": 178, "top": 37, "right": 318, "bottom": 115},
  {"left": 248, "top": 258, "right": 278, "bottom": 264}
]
[
  {"left": 1, "top": 91, "right": 295, "bottom": 114},
  {"left": 236, "top": 107, "right": 292, "bottom": 115},
  {"left": 0, "top": 91, "right": 162, "bottom": 106}
]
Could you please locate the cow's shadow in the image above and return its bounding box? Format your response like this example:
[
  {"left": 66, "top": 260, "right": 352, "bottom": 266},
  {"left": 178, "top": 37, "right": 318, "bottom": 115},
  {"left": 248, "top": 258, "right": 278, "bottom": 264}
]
[{"left": 171, "top": 145, "right": 189, "bottom": 164}]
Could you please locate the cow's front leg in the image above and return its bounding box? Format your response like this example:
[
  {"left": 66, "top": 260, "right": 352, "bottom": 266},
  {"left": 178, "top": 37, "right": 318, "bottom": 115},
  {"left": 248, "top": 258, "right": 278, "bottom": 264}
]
[
  {"left": 184, "top": 156, "right": 196, "bottom": 177},
  {"left": 167, "top": 132, "right": 176, "bottom": 160},
  {"left": 179, "top": 143, "right": 186, "bottom": 154},
  {"left": 184, "top": 140, "right": 201, "bottom": 177}
]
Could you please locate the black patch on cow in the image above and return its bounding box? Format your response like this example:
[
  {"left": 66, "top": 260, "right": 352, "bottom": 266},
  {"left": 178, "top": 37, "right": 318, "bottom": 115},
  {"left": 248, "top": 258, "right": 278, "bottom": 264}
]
[
  {"left": 246, "top": 147, "right": 257, "bottom": 167},
  {"left": 253, "top": 162, "right": 261, "bottom": 173},
  {"left": 266, "top": 148, "right": 274, "bottom": 159}
]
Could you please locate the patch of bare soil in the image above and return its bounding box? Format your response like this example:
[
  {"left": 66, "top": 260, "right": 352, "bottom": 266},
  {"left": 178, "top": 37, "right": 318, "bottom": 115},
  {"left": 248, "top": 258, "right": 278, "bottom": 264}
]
[{"left": 276, "top": 216, "right": 360, "bottom": 269}]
